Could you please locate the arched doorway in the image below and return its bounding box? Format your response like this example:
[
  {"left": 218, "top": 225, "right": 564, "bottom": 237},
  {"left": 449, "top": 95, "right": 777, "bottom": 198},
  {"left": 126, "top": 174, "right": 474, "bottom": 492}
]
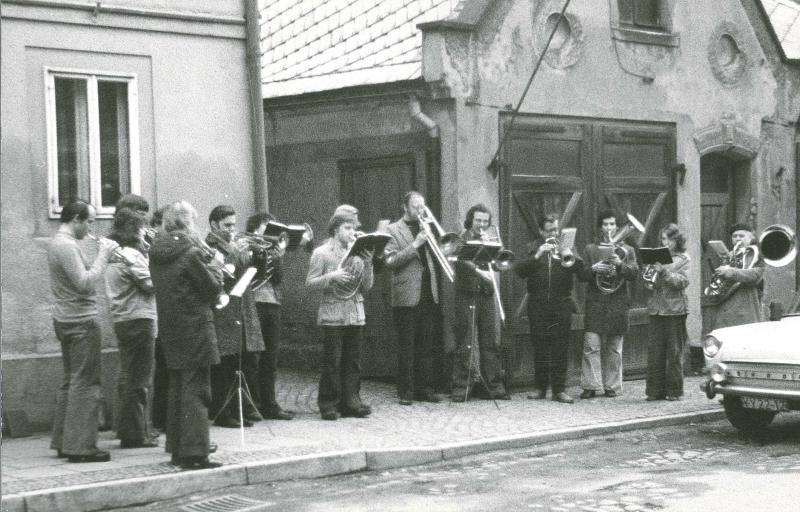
[{"left": 699, "top": 152, "right": 753, "bottom": 336}]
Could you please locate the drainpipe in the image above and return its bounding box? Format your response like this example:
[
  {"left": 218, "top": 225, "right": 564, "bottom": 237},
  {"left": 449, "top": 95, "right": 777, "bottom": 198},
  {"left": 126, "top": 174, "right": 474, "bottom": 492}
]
[
  {"left": 409, "top": 95, "right": 439, "bottom": 138},
  {"left": 244, "top": 0, "right": 268, "bottom": 211}
]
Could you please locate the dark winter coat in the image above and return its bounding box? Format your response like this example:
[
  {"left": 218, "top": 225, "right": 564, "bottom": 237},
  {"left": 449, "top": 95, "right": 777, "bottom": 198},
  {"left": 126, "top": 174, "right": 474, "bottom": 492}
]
[
  {"left": 205, "top": 233, "right": 264, "bottom": 356},
  {"left": 149, "top": 230, "right": 222, "bottom": 370},
  {"left": 577, "top": 241, "right": 639, "bottom": 335}
]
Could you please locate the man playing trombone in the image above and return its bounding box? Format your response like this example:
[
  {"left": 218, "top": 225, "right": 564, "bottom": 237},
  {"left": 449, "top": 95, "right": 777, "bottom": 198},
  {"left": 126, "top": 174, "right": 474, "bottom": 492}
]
[
  {"left": 450, "top": 204, "right": 510, "bottom": 402},
  {"left": 513, "top": 214, "right": 583, "bottom": 404},
  {"left": 385, "top": 192, "right": 443, "bottom": 405}
]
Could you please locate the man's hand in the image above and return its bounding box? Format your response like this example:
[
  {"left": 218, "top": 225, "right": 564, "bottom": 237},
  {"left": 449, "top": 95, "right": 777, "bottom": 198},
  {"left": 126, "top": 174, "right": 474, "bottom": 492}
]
[
  {"left": 653, "top": 262, "right": 663, "bottom": 274},
  {"left": 715, "top": 265, "right": 734, "bottom": 279},
  {"left": 233, "top": 237, "right": 250, "bottom": 252},
  {"left": 592, "top": 261, "right": 614, "bottom": 275},
  {"left": 358, "top": 248, "right": 374, "bottom": 264},
  {"left": 536, "top": 242, "right": 556, "bottom": 259},
  {"left": 476, "top": 269, "right": 494, "bottom": 284},
  {"left": 412, "top": 231, "right": 427, "bottom": 249},
  {"left": 330, "top": 268, "right": 355, "bottom": 285},
  {"left": 608, "top": 252, "right": 623, "bottom": 267}
]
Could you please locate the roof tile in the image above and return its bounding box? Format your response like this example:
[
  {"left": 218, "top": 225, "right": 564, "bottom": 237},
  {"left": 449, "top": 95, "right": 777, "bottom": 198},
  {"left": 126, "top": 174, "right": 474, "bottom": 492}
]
[
  {"left": 761, "top": 0, "right": 800, "bottom": 58},
  {"left": 262, "top": 0, "right": 458, "bottom": 97}
]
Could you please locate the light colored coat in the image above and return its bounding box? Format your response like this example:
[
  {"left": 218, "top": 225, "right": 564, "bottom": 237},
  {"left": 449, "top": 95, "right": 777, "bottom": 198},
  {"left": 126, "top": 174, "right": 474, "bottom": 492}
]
[
  {"left": 306, "top": 238, "right": 374, "bottom": 326},
  {"left": 384, "top": 219, "right": 439, "bottom": 307},
  {"left": 646, "top": 253, "right": 690, "bottom": 316}
]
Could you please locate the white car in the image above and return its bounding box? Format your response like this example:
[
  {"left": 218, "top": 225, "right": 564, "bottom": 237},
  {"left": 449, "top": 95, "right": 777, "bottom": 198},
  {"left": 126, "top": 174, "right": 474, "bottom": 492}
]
[{"left": 701, "top": 314, "right": 800, "bottom": 433}]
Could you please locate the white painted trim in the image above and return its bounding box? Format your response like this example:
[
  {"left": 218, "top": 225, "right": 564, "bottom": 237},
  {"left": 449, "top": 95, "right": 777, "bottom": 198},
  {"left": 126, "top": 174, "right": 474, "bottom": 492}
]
[{"left": 44, "top": 67, "right": 141, "bottom": 219}]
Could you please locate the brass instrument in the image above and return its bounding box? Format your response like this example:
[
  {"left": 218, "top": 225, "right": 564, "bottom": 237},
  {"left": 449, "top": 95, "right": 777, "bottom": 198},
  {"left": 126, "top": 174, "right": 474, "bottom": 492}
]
[
  {"left": 478, "top": 225, "right": 515, "bottom": 325},
  {"left": 418, "top": 206, "right": 459, "bottom": 282},
  {"left": 595, "top": 213, "right": 645, "bottom": 295},
  {"left": 87, "top": 234, "right": 137, "bottom": 266},
  {"left": 760, "top": 224, "right": 796, "bottom": 267},
  {"left": 704, "top": 241, "right": 759, "bottom": 302},
  {"left": 331, "top": 234, "right": 367, "bottom": 301},
  {"left": 235, "top": 232, "right": 289, "bottom": 289},
  {"left": 642, "top": 264, "right": 658, "bottom": 290},
  {"left": 194, "top": 238, "right": 235, "bottom": 309},
  {"left": 545, "top": 236, "right": 576, "bottom": 268}
]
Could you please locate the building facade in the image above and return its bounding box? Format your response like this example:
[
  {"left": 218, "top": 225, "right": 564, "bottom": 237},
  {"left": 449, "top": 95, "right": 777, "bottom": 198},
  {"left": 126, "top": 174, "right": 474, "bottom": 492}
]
[
  {"left": 1, "top": 0, "right": 266, "bottom": 432},
  {"left": 262, "top": 0, "right": 800, "bottom": 385}
]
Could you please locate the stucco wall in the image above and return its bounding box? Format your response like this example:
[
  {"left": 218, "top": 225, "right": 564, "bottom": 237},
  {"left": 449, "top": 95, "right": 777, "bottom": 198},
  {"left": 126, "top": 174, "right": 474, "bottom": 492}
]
[
  {"left": 421, "top": 0, "right": 798, "bottom": 343},
  {"left": 0, "top": 1, "right": 255, "bottom": 429}
]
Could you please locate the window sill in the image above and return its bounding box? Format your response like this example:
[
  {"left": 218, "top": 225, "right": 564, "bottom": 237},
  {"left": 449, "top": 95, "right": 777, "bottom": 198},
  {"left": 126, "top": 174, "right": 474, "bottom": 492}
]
[{"left": 612, "top": 26, "right": 679, "bottom": 47}]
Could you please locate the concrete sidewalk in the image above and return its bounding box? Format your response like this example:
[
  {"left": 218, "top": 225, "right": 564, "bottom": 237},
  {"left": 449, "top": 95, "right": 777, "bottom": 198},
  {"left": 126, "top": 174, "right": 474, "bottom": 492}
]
[{"left": 1, "top": 371, "right": 723, "bottom": 512}]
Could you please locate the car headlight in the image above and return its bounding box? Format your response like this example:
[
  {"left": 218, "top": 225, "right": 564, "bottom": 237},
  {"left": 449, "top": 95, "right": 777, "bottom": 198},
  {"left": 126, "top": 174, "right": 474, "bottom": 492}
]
[
  {"left": 710, "top": 362, "right": 728, "bottom": 383},
  {"left": 703, "top": 335, "right": 722, "bottom": 358}
]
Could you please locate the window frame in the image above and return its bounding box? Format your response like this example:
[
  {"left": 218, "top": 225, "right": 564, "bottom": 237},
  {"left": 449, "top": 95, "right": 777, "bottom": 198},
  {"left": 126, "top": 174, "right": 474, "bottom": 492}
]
[
  {"left": 610, "top": 0, "right": 679, "bottom": 48},
  {"left": 44, "top": 67, "right": 141, "bottom": 219}
]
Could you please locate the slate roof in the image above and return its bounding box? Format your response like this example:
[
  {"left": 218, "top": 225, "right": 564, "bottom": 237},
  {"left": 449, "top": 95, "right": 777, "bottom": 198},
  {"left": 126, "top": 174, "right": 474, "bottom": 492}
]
[
  {"left": 761, "top": 0, "right": 800, "bottom": 59},
  {"left": 260, "top": 0, "right": 460, "bottom": 98}
]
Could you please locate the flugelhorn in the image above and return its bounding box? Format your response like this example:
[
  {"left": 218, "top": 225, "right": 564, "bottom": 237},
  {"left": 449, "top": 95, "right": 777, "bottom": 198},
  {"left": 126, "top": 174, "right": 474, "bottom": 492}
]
[
  {"left": 595, "top": 212, "right": 645, "bottom": 295},
  {"left": 418, "top": 205, "right": 458, "bottom": 282}
]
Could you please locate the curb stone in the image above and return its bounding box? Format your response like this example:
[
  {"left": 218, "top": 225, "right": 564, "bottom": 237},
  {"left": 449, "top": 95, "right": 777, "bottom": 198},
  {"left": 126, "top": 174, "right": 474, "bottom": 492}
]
[{"left": 7, "top": 408, "right": 725, "bottom": 512}]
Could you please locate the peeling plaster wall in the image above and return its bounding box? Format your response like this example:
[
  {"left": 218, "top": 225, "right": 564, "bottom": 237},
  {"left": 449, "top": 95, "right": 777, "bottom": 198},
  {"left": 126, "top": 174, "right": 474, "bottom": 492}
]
[
  {"left": 424, "top": 0, "right": 798, "bottom": 344},
  {"left": 1, "top": 2, "right": 254, "bottom": 429}
]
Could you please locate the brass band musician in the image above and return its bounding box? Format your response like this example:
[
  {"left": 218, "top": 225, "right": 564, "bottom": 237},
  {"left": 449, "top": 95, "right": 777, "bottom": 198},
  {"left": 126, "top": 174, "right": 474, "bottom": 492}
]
[
  {"left": 710, "top": 223, "right": 764, "bottom": 329},
  {"left": 513, "top": 214, "right": 583, "bottom": 404},
  {"left": 577, "top": 210, "right": 639, "bottom": 399},
  {"left": 450, "top": 204, "right": 510, "bottom": 402}
]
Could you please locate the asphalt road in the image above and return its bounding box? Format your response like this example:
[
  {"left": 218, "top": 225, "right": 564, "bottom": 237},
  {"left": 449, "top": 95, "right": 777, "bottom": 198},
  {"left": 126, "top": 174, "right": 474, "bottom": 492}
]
[{"left": 127, "top": 415, "right": 800, "bottom": 512}]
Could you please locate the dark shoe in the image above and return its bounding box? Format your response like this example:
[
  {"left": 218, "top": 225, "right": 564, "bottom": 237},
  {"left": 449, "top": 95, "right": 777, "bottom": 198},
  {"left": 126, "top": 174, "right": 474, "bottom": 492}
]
[
  {"left": 321, "top": 411, "right": 339, "bottom": 421},
  {"left": 208, "top": 442, "right": 218, "bottom": 454},
  {"left": 244, "top": 411, "right": 262, "bottom": 423},
  {"left": 262, "top": 408, "right": 295, "bottom": 420},
  {"left": 604, "top": 389, "right": 617, "bottom": 398},
  {"left": 450, "top": 395, "right": 466, "bottom": 403},
  {"left": 213, "top": 416, "right": 242, "bottom": 429},
  {"left": 665, "top": 395, "right": 681, "bottom": 401},
  {"left": 580, "top": 389, "right": 596, "bottom": 399},
  {"left": 67, "top": 450, "right": 111, "bottom": 463},
  {"left": 56, "top": 450, "right": 67, "bottom": 458},
  {"left": 552, "top": 392, "right": 574, "bottom": 404},
  {"left": 399, "top": 397, "right": 413, "bottom": 406},
  {"left": 415, "top": 391, "right": 442, "bottom": 403},
  {"left": 339, "top": 406, "right": 371, "bottom": 418},
  {"left": 179, "top": 457, "right": 222, "bottom": 470},
  {"left": 646, "top": 395, "right": 663, "bottom": 401},
  {"left": 496, "top": 393, "right": 512, "bottom": 400},
  {"left": 527, "top": 389, "right": 546, "bottom": 400},
  {"left": 120, "top": 438, "right": 159, "bottom": 449}
]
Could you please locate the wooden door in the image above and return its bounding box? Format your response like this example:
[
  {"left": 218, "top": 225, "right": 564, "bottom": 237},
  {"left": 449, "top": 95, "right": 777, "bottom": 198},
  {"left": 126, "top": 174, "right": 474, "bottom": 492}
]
[
  {"left": 501, "top": 115, "right": 676, "bottom": 383},
  {"left": 700, "top": 154, "right": 735, "bottom": 335},
  {"left": 340, "top": 155, "right": 417, "bottom": 377}
]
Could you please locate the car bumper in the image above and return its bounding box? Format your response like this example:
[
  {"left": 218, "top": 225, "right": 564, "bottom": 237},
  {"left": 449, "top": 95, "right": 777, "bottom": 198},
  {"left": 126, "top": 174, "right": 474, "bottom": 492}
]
[{"left": 701, "top": 380, "right": 800, "bottom": 401}]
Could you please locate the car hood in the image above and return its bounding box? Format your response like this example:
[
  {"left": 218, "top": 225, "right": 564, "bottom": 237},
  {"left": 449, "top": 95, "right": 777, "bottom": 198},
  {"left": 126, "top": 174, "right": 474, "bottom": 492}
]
[{"left": 714, "top": 315, "right": 800, "bottom": 363}]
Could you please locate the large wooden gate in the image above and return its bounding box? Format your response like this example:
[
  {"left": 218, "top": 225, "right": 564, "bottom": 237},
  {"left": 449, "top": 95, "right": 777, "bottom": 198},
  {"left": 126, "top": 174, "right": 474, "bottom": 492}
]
[{"left": 499, "top": 114, "right": 676, "bottom": 383}]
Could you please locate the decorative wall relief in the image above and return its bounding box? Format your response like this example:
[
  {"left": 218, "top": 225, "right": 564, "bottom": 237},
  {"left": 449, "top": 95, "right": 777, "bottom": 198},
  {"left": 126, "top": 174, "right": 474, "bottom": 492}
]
[
  {"left": 693, "top": 112, "right": 760, "bottom": 158},
  {"left": 708, "top": 21, "right": 747, "bottom": 86},
  {"left": 533, "top": 3, "right": 584, "bottom": 69}
]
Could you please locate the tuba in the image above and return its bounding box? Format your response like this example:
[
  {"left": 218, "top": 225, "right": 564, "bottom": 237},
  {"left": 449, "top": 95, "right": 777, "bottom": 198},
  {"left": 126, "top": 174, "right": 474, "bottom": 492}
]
[
  {"left": 595, "top": 213, "right": 645, "bottom": 295},
  {"left": 760, "top": 224, "right": 796, "bottom": 267},
  {"left": 703, "top": 241, "right": 759, "bottom": 302}
]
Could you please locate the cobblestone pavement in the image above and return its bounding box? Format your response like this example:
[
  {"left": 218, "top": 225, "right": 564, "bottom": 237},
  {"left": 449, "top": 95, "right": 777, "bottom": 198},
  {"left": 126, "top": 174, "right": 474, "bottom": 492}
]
[{"left": 1, "top": 371, "right": 719, "bottom": 497}]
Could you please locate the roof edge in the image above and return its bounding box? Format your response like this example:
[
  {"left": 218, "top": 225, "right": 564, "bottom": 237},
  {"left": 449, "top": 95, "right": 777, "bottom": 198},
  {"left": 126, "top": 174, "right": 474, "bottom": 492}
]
[
  {"left": 262, "top": 79, "right": 427, "bottom": 108},
  {"left": 748, "top": 0, "right": 800, "bottom": 65},
  {"left": 418, "top": 0, "right": 496, "bottom": 33}
]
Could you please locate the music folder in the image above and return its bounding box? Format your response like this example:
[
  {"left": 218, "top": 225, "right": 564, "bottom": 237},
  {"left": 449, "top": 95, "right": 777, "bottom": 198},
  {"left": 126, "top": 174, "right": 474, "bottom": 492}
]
[
  {"left": 457, "top": 240, "right": 502, "bottom": 264},
  {"left": 639, "top": 247, "right": 673, "bottom": 265},
  {"left": 344, "top": 232, "right": 392, "bottom": 263},
  {"left": 264, "top": 221, "right": 307, "bottom": 249}
]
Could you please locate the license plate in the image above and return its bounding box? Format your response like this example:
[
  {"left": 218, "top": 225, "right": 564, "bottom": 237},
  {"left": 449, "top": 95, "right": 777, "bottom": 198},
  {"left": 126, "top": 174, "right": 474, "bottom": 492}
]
[{"left": 740, "top": 396, "right": 789, "bottom": 412}]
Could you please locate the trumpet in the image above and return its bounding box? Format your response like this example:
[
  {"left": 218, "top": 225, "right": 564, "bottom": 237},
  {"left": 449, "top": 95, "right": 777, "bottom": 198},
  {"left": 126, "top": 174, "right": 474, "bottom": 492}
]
[
  {"left": 87, "top": 234, "right": 137, "bottom": 266},
  {"left": 544, "top": 236, "right": 576, "bottom": 268},
  {"left": 418, "top": 206, "right": 458, "bottom": 282},
  {"left": 642, "top": 264, "right": 658, "bottom": 290},
  {"left": 193, "top": 238, "right": 235, "bottom": 309}
]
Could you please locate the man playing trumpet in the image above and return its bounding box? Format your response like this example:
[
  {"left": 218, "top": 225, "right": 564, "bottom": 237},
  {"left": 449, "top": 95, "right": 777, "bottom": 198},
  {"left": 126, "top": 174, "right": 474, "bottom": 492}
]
[
  {"left": 577, "top": 210, "right": 639, "bottom": 399},
  {"left": 513, "top": 214, "right": 583, "bottom": 404}
]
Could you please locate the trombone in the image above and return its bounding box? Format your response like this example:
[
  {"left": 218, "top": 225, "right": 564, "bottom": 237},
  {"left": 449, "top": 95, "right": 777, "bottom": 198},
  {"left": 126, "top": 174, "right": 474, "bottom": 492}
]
[
  {"left": 418, "top": 206, "right": 458, "bottom": 282},
  {"left": 478, "top": 225, "right": 515, "bottom": 325}
]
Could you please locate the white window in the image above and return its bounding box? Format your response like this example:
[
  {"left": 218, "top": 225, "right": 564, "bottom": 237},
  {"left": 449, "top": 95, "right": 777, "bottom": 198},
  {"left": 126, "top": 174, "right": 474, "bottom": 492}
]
[{"left": 45, "top": 68, "right": 140, "bottom": 218}]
